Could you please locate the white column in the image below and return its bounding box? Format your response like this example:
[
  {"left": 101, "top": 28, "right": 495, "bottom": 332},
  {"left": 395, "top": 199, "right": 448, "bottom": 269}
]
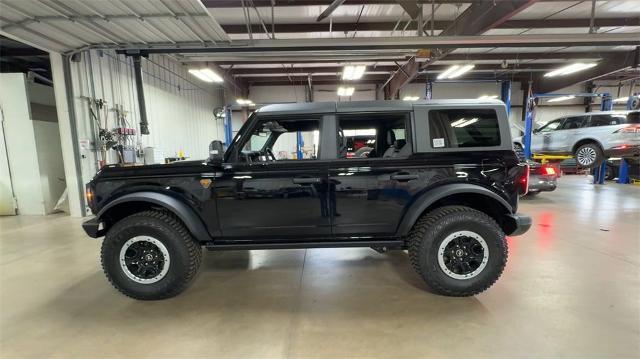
[
  {"left": 50, "top": 52, "right": 84, "bottom": 217},
  {"left": 0, "top": 73, "right": 46, "bottom": 215}
]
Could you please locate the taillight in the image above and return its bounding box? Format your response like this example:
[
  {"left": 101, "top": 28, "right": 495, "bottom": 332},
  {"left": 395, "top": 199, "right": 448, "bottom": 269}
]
[
  {"left": 614, "top": 124, "right": 640, "bottom": 133},
  {"left": 517, "top": 164, "right": 529, "bottom": 195},
  {"left": 543, "top": 166, "right": 556, "bottom": 175}
]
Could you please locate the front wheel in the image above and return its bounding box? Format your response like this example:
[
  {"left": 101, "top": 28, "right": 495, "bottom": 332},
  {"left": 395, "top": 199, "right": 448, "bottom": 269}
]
[
  {"left": 101, "top": 210, "right": 202, "bottom": 300},
  {"left": 408, "top": 206, "right": 507, "bottom": 296}
]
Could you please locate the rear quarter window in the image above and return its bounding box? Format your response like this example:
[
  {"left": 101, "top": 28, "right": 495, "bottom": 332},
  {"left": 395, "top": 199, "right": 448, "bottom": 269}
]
[{"left": 428, "top": 109, "right": 501, "bottom": 148}]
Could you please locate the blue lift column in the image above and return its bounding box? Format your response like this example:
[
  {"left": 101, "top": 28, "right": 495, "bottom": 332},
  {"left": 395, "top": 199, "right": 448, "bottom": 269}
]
[
  {"left": 501, "top": 80, "right": 511, "bottom": 115},
  {"left": 523, "top": 96, "right": 534, "bottom": 160},
  {"left": 593, "top": 93, "right": 613, "bottom": 184},
  {"left": 616, "top": 94, "right": 638, "bottom": 184},
  {"left": 296, "top": 132, "right": 304, "bottom": 160},
  {"left": 224, "top": 106, "right": 233, "bottom": 150}
]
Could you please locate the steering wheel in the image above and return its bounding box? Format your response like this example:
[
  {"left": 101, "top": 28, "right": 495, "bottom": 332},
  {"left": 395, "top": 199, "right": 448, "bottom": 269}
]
[{"left": 265, "top": 148, "right": 277, "bottom": 161}]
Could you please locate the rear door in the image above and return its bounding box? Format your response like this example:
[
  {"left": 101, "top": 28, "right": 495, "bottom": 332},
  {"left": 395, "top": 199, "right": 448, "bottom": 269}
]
[{"left": 328, "top": 112, "right": 416, "bottom": 237}]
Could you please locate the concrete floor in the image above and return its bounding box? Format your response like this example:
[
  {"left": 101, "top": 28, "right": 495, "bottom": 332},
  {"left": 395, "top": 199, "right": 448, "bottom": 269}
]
[{"left": 1, "top": 176, "right": 639, "bottom": 358}]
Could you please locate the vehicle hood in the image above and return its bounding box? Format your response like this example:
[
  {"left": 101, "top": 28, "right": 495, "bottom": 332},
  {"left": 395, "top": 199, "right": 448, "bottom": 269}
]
[{"left": 94, "top": 160, "right": 210, "bottom": 180}]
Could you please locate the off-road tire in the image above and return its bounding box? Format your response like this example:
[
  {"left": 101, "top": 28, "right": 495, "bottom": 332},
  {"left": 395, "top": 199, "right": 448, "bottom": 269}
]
[
  {"left": 408, "top": 206, "right": 507, "bottom": 296},
  {"left": 101, "top": 210, "right": 202, "bottom": 300},
  {"left": 574, "top": 143, "right": 604, "bottom": 169}
]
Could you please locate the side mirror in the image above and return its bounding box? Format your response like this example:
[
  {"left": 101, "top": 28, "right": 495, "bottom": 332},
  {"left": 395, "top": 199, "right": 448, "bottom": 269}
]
[{"left": 209, "top": 140, "right": 224, "bottom": 164}]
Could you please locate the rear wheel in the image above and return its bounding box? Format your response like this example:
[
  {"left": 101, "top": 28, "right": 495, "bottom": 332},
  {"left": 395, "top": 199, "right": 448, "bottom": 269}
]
[
  {"left": 575, "top": 143, "right": 604, "bottom": 168},
  {"left": 408, "top": 206, "right": 507, "bottom": 296},
  {"left": 101, "top": 210, "right": 202, "bottom": 300}
]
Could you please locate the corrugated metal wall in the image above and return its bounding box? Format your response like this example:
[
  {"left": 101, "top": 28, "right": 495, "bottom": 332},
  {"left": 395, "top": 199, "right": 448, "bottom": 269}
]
[{"left": 69, "top": 50, "right": 225, "bottom": 183}]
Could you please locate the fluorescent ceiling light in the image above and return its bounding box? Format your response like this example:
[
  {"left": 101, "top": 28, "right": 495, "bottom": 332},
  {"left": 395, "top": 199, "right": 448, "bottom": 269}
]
[
  {"left": 188, "top": 68, "right": 223, "bottom": 83},
  {"left": 547, "top": 95, "right": 576, "bottom": 103},
  {"left": 451, "top": 118, "right": 468, "bottom": 127},
  {"left": 544, "top": 63, "right": 597, "bottom": 77},
  {"left": 613, "top": 96, "right": 629, "bottom": 103},
  {"left": 457, "top": 118, "right": 478, "bottom": 127},
  {"left": 478, "top": 95, "right": 498, "bottom": 99},
  {"left": 337, "top": 86, "right": 355, "bottom": 96},
  {"left": 447, "top": 64, "right": 475, "bottom": 79},
  {"left": 236, "top": 98, "right": 254, "bottom": 106},
  {"left": 342, "top": 65, "right": 366, "bottom": 80},
  {"left": 437, "top": 65, "right": 459, "bottom": 79},
  {"left": 403, "top": 96, "right": 420, "bottom": 101},
  {"left": 452, "top": 118, "right": 478, "bottom": 128}
]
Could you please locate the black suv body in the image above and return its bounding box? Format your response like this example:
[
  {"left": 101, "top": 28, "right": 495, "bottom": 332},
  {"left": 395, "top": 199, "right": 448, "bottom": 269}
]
[{"left": 83, "top": 100, "right": 531, "bottom": 300}]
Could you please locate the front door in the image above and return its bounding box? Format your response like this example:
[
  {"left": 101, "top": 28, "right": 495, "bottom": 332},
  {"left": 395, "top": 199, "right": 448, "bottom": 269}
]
[
  {"left": 214, "top": 116, "right": 331, "bottom": 239},
  {"left": 532, "top": 118, "right": 564, "bottom": 153},
  {"left": 554, "top": 115, "right": 588, "bottom": 152}
]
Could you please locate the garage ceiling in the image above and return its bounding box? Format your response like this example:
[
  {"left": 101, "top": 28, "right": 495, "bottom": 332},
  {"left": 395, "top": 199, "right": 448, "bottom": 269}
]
[{"left": 0, "top": 0, "right": 638, "bottom": 94}]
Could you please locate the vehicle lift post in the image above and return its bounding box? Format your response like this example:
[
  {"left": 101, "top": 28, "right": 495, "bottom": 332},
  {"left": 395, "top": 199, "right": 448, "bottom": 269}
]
[
  {"left": 593, "top": 93, "right": 613, "bottom": 184},
  {"left": 615, "top": 94, "right": 639, "bottom": 184},
  {"left": 224, "top": 106, "right": 233, "bottom": 150},
  {"left": 501, "top": 80, "right": 511, "bottom": 115}
]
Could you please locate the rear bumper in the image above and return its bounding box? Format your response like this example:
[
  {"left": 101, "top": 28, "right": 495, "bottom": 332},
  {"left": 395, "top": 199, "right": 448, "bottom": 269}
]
[
  {"left": 82, "top": 217, "right": 105, "bottom": 238},
  {"left": 605, "top": 145, "right": 640, "bottom": 158},
  {"left": 504, "top": 213, "right": 532, "bottom": 236},
  {"left": 528, "top": 174, "right": 557, "bottom": 192}
]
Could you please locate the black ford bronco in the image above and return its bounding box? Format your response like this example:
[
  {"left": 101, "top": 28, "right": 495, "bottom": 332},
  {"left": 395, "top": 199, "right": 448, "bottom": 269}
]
[{"left": 83, "top": 100, "right": 531, "bottom": 300}]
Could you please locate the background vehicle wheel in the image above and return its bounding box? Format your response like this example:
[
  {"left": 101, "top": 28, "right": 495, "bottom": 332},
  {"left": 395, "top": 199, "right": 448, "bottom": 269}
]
[
  {"left": 574, "top": 143, "right": 603, "bottom": 168},
  {"left": 101, "top": 210, "right": 202, "bottom": 300},
  {"left": 408, "top": 206, "right": 507, "bottom": 296}
]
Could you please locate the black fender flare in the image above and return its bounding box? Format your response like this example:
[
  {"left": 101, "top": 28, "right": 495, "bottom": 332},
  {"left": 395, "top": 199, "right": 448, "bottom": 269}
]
[
  {"left": 96, "top": 192, "right": 212, "bottom": 242},
  {"left": 396, "top": 183, "right": 514, "bottom": 236}
]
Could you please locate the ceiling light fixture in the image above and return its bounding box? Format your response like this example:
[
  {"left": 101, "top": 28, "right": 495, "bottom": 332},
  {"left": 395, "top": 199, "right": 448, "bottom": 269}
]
[
  {"left": 236, "top": 98, "right": 255, "bottom": 106},
  {"left": 613, "top": 96, "right": 629, "bottom": 103},
  {"left": 342, "top": 65, "right": 366, "bottom": 80},
  {"left": 403, "top": 96, "right": 420, "bottom": 101},
  {"left": 544, "top": 63, "right": 597, "bottom": 78},
  {"left": 438, "top": 64, "right": 475, "bottom": 80},
  {"left": 337, "top": 86, "right": 355, "bottom": 97},
  {"left": 188, "top": 68, "right": 223, "bottom": 83},
  {"left": 547, "top": 95, "right": 576, "bottom": 103},
  {"left": 478, "top": 95, "right": 498, "bottom": 100}
]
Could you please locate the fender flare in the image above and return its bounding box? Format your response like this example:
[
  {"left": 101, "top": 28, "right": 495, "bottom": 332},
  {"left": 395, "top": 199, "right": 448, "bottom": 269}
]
[
  {"left": 97, "top": 192, "right": 212, "bottom": 242},
  {"left": 396, "top": 183, "right": 514, "bottom": 236}
]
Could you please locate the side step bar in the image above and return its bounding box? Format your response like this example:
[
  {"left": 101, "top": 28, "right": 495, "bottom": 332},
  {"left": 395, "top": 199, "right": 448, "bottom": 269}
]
[{"left": 205, "top": 240, "right": 405, "bottom": 251}]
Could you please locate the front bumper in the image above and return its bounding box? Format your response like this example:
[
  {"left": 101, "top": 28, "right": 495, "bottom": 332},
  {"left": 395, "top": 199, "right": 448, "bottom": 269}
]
[
  {"left": 82, "top": 217, "right": 104, "bottom": 238},
  {"left": 504, "top": 213, "right": 532, "bottom": 236}
]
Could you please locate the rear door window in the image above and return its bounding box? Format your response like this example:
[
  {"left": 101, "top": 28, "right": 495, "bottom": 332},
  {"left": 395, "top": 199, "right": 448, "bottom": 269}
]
[
  {"left": 428, "top": 109, "right": 500, "bottom": 148},
  {"left": 589, "top": 114, "right": 627, "bottom": 127},
  {"left": 559, "top": 116, "right": 587, "bottom": 130}
]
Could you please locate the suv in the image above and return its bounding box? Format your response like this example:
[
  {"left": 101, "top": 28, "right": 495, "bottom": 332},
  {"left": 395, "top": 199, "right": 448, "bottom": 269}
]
[
  {"left": 83, "top": 100, "right": 531, "bottom": 300},
  {"left": 514, "top": 110, "right": 640, "bottom": 168}
]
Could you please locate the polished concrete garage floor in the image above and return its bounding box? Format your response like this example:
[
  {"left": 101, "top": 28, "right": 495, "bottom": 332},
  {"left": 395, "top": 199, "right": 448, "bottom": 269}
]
[{"left": 1, "top": 176, "right": 639, "bottom": 358}]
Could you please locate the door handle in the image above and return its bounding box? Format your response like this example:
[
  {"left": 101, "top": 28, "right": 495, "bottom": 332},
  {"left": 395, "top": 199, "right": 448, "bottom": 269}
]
[
  {"left": 292, "top": 177, "right": 321, "bottom": 184},
  {"left": 390, "top": 173, "right": 418, "bottom": 181}
]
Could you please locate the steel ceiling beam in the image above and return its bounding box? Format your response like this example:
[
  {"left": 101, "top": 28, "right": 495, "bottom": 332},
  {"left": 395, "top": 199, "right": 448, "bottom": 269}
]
[
  {"left": 380, "top": 0, "right": 538, "bottom": 99},
  {"left": 219, "top": 17, "right": 640, "bottom": 34},
  {"left": 110, "top": 33, "right": 640, "bottom": 54},
  {"left": 316, "top": 0, "right": 347, "bottom": 22},
  {"left": 533, "top": 47, "right": 640, "bottom": 93},
  {"left": 203, "top": 0, "right": 563, "bottom": 7}
]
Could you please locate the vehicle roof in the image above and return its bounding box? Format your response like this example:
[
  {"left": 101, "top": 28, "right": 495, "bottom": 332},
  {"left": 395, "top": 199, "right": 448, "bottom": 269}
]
[
  {"left": 255, "top": 99, "right": 505, "bottom": 115},
  {"left": 564, "top": 110, "right": 635, "bottom": 116}
]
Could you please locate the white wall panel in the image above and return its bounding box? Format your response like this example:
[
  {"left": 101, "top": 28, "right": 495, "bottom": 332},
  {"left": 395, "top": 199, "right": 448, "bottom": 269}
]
[{"left": 69, "top": 50, "right": 225, "bottom": 184}]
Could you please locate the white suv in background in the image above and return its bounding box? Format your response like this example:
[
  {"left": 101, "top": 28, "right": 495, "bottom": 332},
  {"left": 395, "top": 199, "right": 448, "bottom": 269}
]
[{"left": 514, "top": 111, "right": 640, "bottom": 168}]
